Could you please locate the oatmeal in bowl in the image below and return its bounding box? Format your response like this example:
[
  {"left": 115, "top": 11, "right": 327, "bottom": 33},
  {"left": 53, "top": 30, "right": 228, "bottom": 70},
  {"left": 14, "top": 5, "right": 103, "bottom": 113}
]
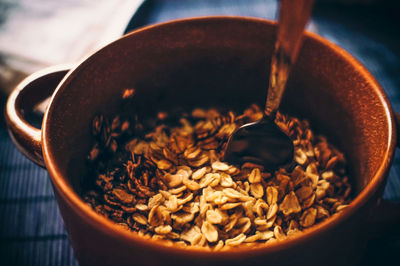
[{"left": 84, "top": 96, "right": 351, "bottom": 250}]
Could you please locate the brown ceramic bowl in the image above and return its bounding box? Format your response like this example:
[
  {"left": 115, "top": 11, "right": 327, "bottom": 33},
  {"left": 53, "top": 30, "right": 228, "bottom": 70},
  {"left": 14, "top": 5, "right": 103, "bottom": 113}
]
[{"left": 5, "top": 17, "right": 400, "bottom": 266}]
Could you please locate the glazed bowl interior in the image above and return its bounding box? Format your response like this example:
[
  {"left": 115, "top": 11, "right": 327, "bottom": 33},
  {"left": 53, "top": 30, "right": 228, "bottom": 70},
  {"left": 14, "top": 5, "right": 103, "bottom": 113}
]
[{"left": 44, "top": 17, "right": 391, "bottom": 239}]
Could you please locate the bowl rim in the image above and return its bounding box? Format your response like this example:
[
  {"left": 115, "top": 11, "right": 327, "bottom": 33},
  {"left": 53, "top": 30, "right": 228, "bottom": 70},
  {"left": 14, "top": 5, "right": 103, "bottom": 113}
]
[{"left": 42, "top": 16, "right": 396, "bottom": 258}]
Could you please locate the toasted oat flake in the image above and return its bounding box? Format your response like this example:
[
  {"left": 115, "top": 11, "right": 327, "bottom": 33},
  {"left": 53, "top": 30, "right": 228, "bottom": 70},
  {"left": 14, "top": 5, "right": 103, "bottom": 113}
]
[
  {"left": 155, "top": 225, "right": 172, "bottom": 235},
  {"left": 279, "top": 192, "right": 302, "bottom": 216},
  {"left": 220, "top": 173, "right": 234, "bottom": 187},
  {"left": 299, "top": 208, "right": 317, "bottom": 227},
  {"left": 254, "top": 199, "right": 269, "bottom": 217},
  {"left": 135, "top": 204, "right": 149, "bottom": 211},
  {"left": 266, "top": 203, "right": 278, "bottom": 220},
  {"left": 148, "top": 205, "right": 169, "bottom": 227},
  {"left": 223, "top": 188, "right": 245, "bottom": 199},
  {"left": 294, "top": 148, "right": 308, "bottom": 165},
  {"left": 302, "top": 193, "right": 316, "bottom": 209},
  {"left": 250, "top": 183, "right": 264, "bottom": 198},
  {"left": 181, "top": 226, "right": 202, "bottom": 245},
  {"left": 248, "top": 168, "right": 262, "bottom": 183},
  {"left": 177, "top": 193, "right": 194, "bottom": 206},
  {"left": 163, "top": 173, "right": 183, "bottom": 188},
  {"left": 168, "top": 185, "right": 187, "bottom": 195},
  {"left": 148, "top": 194, "right": 164, "bottom": 209},
  {"left": 316, "top": 205, "right": 330, "bottom": 219},
  {"left": 220, "top": 202, "right": 242, "bottom": 210},
  {"left": 254, "top": 218, "right": 268, "bottom": 226},
  {"left": 257, "top": 230, "right": 274, "bottom": 241},
  {"left": 295, "top": 186, "right": 314, "bottom": 202},
  {"left": 201, "top": 221, "right": 218, "bottom": 242},
  {"left": 244, "top": 234, "right": 260, "bottom": 243},
  {"left": 183, "top": 177, "right": 201, "bottom": 191},
  {"left": 211, "top": 161, "right": 230, "bottom": 171},
  {"left": 164, "top": 195, "right": 180, "bottom": 212},
  {"left": 214, "top": 240, "right": 225, "bottom": 251},
  {"left": 224, "top": 215, "right": 239, "bottom": 232},
  {"left": 266, "top": 186, "right": 278, "bottom": 205},
  {"left": 206, "top": 209, "right": 227, "bottom": 224},
  {"left": 182, "top": 202, "right": 200, "bottom": 214},
  {"left": 156, "top": 159, "right": 173, "bottom": 170},
  {"left": 273, "top": 225, "right": 286, "bottom": 240},
  {"left": 336, "top": 204, "right": 348, "bottom": 212},
  {"left": 225, "top": 234, "right": 246, "bottom": 246},
  {"left": 321, "top": 170, "right": 334, "bottom": 181},
  {"left": 200, "top": 173, "right": 219, "bottom": 188},
  {"left": 192, "top": 167, "right": 209, "bottom": 180},
  {"left": 237, "top": 217, "right": 251, "bottom": 234},
  {"left": 172, "top": 212, "right": 195, "bottom": 224},
  {"left": 112, "top": 189, "right": 135, "bottom": 204},
  {"left": 132, "top": 213, "right": 148, "bottom": 225},
  {"left": 159, "top": 190, "right": 171, "bottom": 200}
]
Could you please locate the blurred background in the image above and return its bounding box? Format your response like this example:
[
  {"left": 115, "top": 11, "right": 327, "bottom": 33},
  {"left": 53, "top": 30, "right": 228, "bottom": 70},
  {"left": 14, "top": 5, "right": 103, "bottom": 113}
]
[{"left": 0, "top": 0, "right": 399, "bottom": 265}]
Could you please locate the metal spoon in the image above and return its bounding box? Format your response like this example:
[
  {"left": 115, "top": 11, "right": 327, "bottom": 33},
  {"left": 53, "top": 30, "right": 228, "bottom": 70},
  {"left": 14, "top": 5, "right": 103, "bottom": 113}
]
[{"left": 224, "top": 0, "right": 314, "bottom": 171}]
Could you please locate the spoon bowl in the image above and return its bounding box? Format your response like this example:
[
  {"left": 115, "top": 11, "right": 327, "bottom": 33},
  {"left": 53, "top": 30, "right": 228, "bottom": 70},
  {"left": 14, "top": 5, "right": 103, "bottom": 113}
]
[{"left": 224, "top": 116, "right": 294, "bottom": 170}]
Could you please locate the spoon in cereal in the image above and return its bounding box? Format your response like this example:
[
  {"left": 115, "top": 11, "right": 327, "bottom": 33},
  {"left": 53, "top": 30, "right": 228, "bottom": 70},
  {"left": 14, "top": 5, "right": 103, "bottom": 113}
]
[{"left": 224, "top": 0, "right": 314, "bottom": 171}]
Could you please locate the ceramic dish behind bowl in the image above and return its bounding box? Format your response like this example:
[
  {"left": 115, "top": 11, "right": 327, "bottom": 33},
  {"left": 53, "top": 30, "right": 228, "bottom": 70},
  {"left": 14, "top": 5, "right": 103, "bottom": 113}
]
[{"left": 6, "top": 17, "right": 399, "bottom": 266}]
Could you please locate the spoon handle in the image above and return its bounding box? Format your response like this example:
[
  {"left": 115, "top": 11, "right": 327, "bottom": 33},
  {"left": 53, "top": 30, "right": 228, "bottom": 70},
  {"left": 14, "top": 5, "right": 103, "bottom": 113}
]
[{"left": 265, "top": 0, "right": 314, "bottom": 117}]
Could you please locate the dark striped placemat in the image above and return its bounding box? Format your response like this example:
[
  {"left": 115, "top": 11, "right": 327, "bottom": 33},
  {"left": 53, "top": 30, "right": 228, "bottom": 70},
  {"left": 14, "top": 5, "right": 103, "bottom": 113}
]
[{"left": 1, "top": 0, "right": 399, "bottom": 265}]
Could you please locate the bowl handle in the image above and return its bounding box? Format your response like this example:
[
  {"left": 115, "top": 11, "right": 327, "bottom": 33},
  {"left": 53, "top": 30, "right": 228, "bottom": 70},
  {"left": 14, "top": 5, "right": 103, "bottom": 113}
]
[{"left": 4, "top": 65, "right": 72, "bottom": 168}]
